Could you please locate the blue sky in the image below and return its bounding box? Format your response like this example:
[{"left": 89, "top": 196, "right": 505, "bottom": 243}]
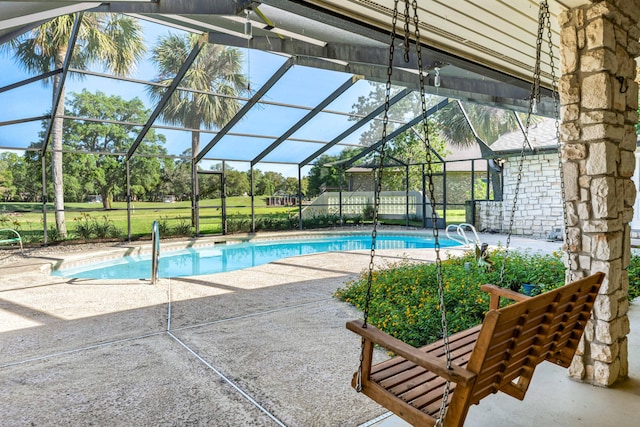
[{"left": 0, "top": 18, "right": 378, "bottom": 177}]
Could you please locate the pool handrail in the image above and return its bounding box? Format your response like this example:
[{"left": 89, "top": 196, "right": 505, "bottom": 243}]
[
  {"left": 445, "top": 223, "right": 480, "bottom": 248},
  {"left": 151, "top": 221, "right": 160, "bottom": 284},
  {"left": 0, "top": 228, "right": 23, "bottom": 252}
]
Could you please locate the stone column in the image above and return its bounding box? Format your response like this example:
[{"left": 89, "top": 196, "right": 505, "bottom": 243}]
[{"left": 558, "top": 0, "right": 640, "bottom": 386}]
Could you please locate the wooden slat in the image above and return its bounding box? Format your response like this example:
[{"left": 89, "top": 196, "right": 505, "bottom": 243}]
[
  {"left": 360, "top": 380, "right": 438, "bottom": 426},
  {"left": 371, "top": 325, "right": 482, "bottom": 372},
  {"left": 499, "top": 365, "right": 533, "bottom": 387},
  {"left": 421, "top": 390, "right": 455, "bottom": 418},
  {"left": 374, "top": 331, "right": 478, "bottom": 403},
  {"left": 380, "top": 346, "right": 474, "bottom": 391},
  {"left": 399, "top": 375, "right": 453, "bottom": 404},
  {"left": 347, "top": 320, "right": 476, "bottom": 385},
  {"left": 410, "top": 384, "right": 455, "bottom": 413},
  {"left": 485, "top": 325, "right": 543, "bottom": 355},
  {"left": 371, "top": 326, "right": 480, "bottom": 381}
]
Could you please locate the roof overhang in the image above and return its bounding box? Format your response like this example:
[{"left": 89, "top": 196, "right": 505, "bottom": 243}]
[{"left": 0, "top": 0, "right": 593, "bottom": 116}]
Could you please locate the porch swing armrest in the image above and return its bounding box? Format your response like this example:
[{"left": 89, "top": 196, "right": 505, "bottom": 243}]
[
  {"left": 346, "top": 320, "right": 476, "bottom": 387},
  {"left": 481, "top": 284, "right": 531, "bottom": 310}
]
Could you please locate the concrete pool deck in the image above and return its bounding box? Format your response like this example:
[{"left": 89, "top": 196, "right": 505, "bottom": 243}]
[{"left": 0, "top": 231, "right": 638, "bottom": 426}]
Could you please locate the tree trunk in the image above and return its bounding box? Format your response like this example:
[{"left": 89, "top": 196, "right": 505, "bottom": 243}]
[
  {"left": 101, "top": 192, "right": 111, "bottom": 209},
  {"left": 52, "top": 48, "right": 67, "bottom": 237}
]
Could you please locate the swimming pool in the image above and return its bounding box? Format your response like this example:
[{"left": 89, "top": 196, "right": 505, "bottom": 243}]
[{"left": 52, "top": 234, "right": 462, "bottom": 280}]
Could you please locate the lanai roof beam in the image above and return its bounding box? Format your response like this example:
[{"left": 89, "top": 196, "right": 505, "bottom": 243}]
[
  {"left": 126, "top": 32, "right": 207, "bottom": 161},
  {"left": 96, "top": 0, "right": 251, "bottom": 15},
  {"left": 0, "top": 2, "right": 96, "bottom": 32},
  {"left": 41, "top": 12, "right": 83, "bottom": 153},
  {"left": 299, "top": 88, "right": 412, "bottom": 168},
  {"left": 251, "top": 74, "right": 362, "bottom": 167},
  {"left": 341, "top": 98, "right": 452, "bottom": 168},
  {"left": 259, "top": 0, "right": 545, "bottom": 91},
  {"left": 210, "top": 33, "right": 551, "bottom": 116},
  {"left": 195, "top": 56, "right": 295, "bottom": 163},
  {"left": 293, "top": 56, "right": 545, "bottom": 115},
  {"left": 0, "top": 69, "right": 61, "bottom": 94},
  {"left": 0, "top": 20, "right": 47, "bottom": 45},
  {"left": 209, "top": 35, "right": 436, "bottom": 71}
]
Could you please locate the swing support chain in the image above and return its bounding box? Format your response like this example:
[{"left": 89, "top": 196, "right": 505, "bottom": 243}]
[
  {"left": 499, "top": 0, "right": 572, "bottom": 287},
  {"left": 356, "top": 0, "right": 399, "bottom": 393},
  {"left": 500, "top": 1, "right": 544, "bottom": 285},
  {"left": 410, "top": 0, "right": 452, "bottom": 422},
  {"left": 355, "top": 2, "right": 454, "bottom": 423},
  {"left": 542, "top": 2, "right": 574, "bottom": 281}
]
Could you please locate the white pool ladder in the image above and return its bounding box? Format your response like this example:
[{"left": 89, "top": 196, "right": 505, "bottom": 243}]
[{"left": 445, "top": 223, "right": 481, "bottom": 248}]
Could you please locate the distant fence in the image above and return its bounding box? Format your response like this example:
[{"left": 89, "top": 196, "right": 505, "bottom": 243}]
[{"left": 302, "top": 191, "right": 432, "bottom": 220}]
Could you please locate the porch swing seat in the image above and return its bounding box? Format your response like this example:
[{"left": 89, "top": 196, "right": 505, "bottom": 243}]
[{"left": 346, "top": 272, "right": 604, "bottom": 427}]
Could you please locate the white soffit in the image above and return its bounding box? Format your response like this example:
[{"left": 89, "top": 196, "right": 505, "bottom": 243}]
[{"left": 301, "top": 0, "right": 593, "bottom": 85}]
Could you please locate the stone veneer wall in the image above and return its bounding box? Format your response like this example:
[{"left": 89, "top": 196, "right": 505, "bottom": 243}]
[
  {"left": 558, "top": 0, "right": 639, "bottom": 386},
  {"left": 474, "top": 200, "right": 503, "bottom": 232},
  {"left": 474, "top": 153, "right": 564, "bottom": 237}
]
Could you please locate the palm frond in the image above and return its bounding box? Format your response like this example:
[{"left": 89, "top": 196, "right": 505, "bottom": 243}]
[{"left": 148, "top": 34, "right": 247, "bottom": 131}]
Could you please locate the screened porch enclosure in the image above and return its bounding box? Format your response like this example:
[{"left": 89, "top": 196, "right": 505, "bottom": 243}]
[{"left": 0, "top": 2, "right": 565, "bottom": 245}]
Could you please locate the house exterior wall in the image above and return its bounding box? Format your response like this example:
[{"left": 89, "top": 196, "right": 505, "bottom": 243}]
[
  {"left": 347, "top": 172, "right": 373, "bottom": 192},
  {"left": 474, "top": 200, "right": 504, "bottom": 232},
  {"left": 474, "top": 153, "right": 564, "bottom": 238}
]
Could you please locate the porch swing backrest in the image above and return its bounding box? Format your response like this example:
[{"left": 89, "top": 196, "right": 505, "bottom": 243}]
[{"left": 346, "top": 271, "right": 604, "bottom": 427}]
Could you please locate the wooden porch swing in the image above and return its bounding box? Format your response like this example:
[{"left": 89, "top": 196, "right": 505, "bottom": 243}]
[
  {"left": 346, "top": 2, "right": 604, "bottom": 426},
  {"left": 347, "top": 273, "right": 604, "bottom": 426}
]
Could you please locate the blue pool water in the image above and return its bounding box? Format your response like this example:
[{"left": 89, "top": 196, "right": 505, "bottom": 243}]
[{"left": 52, "top": 234, "right": 462, "bottom": 280}]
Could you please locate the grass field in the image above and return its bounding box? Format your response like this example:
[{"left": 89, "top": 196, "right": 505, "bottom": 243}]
[
  {"left": 437, "top": 209, "right": 466, "bottom": 224},
  {"left": 0, "top": 197, "right": 466, "bottom": 244},
  {"left": 1, "top": 197, "right": 296, "bottom": 242}
]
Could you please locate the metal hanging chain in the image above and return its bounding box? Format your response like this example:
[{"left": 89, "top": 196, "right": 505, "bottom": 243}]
[
  {"left": 409, "top": 1, "right": 451, "bottom": 424},
  {"left": 362, "top": 0, "right": 398, "bottom": 329},
  {"left": 540, "top": 2, "right": 574, "bottom": 281},
  {"left": 355, "top": 0, "right": 399, "bottom": 393},
  {"left": 499, "top": 0, "right": 547, "bottom": 286},
  {"left": 403, "top": 0, "right": 411, "bottom": 62}
]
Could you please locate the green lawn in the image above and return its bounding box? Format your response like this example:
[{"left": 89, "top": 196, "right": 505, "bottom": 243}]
[
  {"left": 0, "top": 197, "right": 297, "bottom": 242},
  {"left": 0, "top": 199, "right": 466, "bottom": 244},
  {"left": 439, "top": 209, "right": 466, "bottom": 225}
]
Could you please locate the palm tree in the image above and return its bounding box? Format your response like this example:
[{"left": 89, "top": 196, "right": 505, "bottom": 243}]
[
  {"left": 434, "top": 102, "right": 521, "bottom": 147},
  {"left": 147, "top": 34, "right": 247, "bottom": 226},
  {"left": 3, "top": 13, "right": 145, "bottom": 237},
  {"left": 434, "top": 102, "right": 542, "bottom": 201}
]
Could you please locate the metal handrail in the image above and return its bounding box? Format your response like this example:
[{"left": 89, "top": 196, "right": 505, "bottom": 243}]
[
  {"left": 457, "top": 223, "right": 481, "bottom": 247},
  {"left": 445, "top": 224, "right": 466, "bottom": 246},
  {"left": 445, "top": 223, "right": 480, "bottom": 248},
  {"left": 0, "top": 228, "right": 23, "bottom": 252},
  {"left": 151, "top": 220, "right": 160, "bottom": 284}
]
